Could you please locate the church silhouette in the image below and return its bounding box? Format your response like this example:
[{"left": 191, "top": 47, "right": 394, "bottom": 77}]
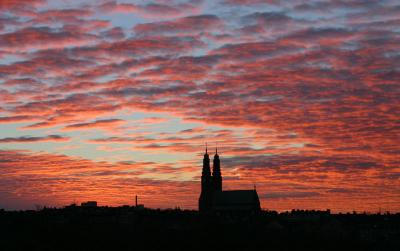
[{"left": 199, "top": 147, "right": 261, "bottom": 213}]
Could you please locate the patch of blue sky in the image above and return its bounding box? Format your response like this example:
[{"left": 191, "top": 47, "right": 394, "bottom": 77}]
[
  {"left": 0, "top": 140, "right": 71, "bottom": 154},
  {"left": 0, "top": 123, "right": 53, "bottom": 138},
  {"left": 0, "top": 54, "right": 27, "bottom": 65},
  {"left": 39, "top": 0, "right": 92, "bottom": 10},
  {"left": 99, "top": 12, "right": 144, "bottom": 31},
  {"left": 119, "top": 112, "right": 200, "bottom": 135},
  {"left": 94, "top": 72, "right": 119, "bottom": 83},
  {"left": 211, "top": 0, "right": 282, "bottom": 15}
]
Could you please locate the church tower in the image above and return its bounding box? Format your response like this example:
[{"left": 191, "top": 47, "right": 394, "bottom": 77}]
[
  {"left": 199, "top": 146, "right": 261, "bottom": 213},
  {"left": 212, "top": 147, "right": 222, "bottom": 192},
  {"left": 199, "top": 145, "right": 212, "bottom": 212}
]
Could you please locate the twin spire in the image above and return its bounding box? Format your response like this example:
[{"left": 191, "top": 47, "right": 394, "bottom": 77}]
[
  {"left": 205, "top": 142, "right": 218, "bottom": 156},
  {"left": 201, "top": 142, "right": 222, "bottom": 194}
]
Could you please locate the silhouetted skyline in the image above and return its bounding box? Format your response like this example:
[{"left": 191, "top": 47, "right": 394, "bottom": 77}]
[{"left": 1, "top": 206, "right": 399, "bottom": 251}]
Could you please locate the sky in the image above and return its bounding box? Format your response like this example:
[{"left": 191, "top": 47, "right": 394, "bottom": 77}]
[{"left": 0, "top": 0, "right": 399, "bottom": 212}]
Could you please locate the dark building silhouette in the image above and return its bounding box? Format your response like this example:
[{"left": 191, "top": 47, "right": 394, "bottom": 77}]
[
  {"left": 199, "top": 147, "right": 261, "bottom": 213},
  {"left": 81, "top": 201, "right": 97, "bottom": 207}
]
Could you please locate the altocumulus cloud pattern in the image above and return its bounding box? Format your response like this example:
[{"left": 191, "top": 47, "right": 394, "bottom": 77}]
[{"left": 0, "top": 0, "right": 399, "bottom": 212}]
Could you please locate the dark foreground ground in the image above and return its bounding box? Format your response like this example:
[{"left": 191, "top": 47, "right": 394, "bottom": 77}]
[{"left": 1, "top": 207, "right": 399, "bottom": 251}]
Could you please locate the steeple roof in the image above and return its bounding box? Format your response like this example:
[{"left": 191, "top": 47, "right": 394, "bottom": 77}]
[{"left": 204, "top": 143, "right": 209, "bottom": 157}]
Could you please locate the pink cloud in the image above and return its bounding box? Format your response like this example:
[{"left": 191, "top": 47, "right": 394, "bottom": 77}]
[
  {"left": 0, "top": 27, "right": 98, "bottom": 52},
  {"left": 0, "top": 115, "right": 37, "bottom": 123},
  {"left": 0, "top": 0, "right": 45, "bottom": 11}
]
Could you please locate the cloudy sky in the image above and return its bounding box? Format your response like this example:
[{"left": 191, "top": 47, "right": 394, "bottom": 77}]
[{"left": 0, "top": 0, "right": 399, "bottom": 212}]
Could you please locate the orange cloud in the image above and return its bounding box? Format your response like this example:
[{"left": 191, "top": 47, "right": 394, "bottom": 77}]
[{"left": 0, "top": 0, "right": 399, "bottom": 212}]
